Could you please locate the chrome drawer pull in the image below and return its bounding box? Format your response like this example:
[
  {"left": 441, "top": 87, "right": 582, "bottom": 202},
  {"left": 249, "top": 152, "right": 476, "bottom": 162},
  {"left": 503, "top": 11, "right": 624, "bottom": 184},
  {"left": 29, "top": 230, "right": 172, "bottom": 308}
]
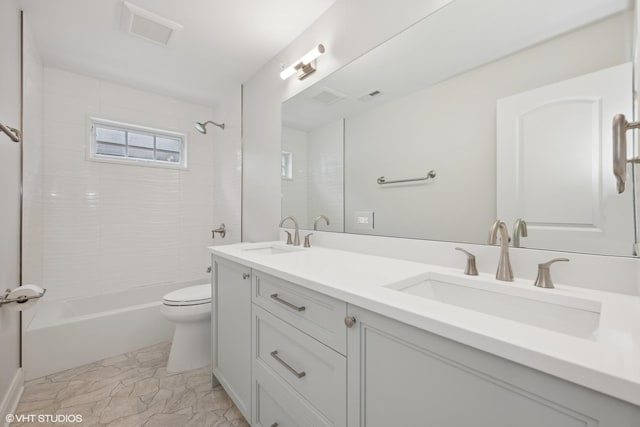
[
  {"left": 270, "top": 350, "right": 306, "bottom": 379},
  {"left": 270, "top": 293, "right": 305, "bottom": 312}
]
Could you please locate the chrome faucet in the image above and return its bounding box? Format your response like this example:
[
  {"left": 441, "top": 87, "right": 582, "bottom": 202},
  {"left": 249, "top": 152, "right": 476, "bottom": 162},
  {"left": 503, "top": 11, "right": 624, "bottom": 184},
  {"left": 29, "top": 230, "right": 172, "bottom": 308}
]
[
  {"left": 488, "top": 220, "right": 514, "bottom": 282},
  {"left": 512, "top": 218, "right": 527, "bottom": 248},
  {"left": 279, "top": 216, "right": 300, "bottom": 246},
  {"left": 313, "top": 214, "right": 330, "bottom": 231}
]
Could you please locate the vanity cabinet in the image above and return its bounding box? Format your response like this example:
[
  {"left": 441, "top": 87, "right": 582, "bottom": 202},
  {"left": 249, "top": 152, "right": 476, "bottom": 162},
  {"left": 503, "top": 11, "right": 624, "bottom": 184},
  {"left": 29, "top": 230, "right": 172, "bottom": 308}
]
[
  {"left": 346, "top": 305, "right": 640, "bottom": 427},
  {"left": 211, "top": 252, "right": 640, "bottom": 427},
  {"left": 251, "top": 271, "right": 347, "bottom": 427},
  {"left": 212, "top": 256, "right": 252, "bottom": 420}
]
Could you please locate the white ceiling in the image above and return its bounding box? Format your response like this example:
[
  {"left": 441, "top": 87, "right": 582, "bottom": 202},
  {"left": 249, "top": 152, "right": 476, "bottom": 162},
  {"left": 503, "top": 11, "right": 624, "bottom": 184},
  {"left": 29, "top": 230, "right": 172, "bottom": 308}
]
[{"left": 19, "top": 0, "right": 337, "bottom": 107}]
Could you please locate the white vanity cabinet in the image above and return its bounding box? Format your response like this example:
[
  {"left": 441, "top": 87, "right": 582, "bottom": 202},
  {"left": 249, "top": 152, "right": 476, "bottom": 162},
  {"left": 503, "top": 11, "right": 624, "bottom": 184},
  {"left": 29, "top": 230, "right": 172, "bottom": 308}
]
[
  {"left": 251, "top": 271, "right": 347, "bottom": 427},
  {"left": 346, "top": 305, "right": 640, "bottom": 427},
  {"left": 210, "top": 246, "right": 640, "bottom": 427},
  {"left": 212, "top": 256, "right": 252, "bottom": 420}
]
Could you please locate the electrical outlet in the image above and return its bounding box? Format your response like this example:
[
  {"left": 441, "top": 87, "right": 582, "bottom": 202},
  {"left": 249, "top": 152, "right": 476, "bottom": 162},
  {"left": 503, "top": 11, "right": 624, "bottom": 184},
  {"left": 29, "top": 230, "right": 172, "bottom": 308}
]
[{"left": 354, "top": 211, "right": 374, "bottom": 230}]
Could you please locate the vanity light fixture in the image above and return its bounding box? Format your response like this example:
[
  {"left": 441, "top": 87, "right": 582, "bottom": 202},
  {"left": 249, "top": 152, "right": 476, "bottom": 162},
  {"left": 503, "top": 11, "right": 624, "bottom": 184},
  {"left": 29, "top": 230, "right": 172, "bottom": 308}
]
[{"left": 280, "top": 44, "right": 325, "bottom": 81}]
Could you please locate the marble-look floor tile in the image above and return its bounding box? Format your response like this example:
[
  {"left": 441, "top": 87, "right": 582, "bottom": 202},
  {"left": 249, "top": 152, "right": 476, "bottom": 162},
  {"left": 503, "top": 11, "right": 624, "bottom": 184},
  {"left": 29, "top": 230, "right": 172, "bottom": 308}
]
[{"left": 12, "top": 341, "right": 248, "bottom": 427}]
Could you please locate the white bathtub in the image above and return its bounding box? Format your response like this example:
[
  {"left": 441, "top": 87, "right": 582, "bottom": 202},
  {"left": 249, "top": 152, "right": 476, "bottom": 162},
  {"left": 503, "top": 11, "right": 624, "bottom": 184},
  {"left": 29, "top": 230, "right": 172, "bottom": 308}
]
[{"left": 23, "top": 281, "right": 206, "bottom": 380}]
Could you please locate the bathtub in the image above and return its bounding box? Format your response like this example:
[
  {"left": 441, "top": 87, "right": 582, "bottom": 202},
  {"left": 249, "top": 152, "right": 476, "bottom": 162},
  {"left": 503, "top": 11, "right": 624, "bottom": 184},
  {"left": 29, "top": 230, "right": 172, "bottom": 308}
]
[{"left": 23, "top": 281, "right": 208, "bottom": 380}]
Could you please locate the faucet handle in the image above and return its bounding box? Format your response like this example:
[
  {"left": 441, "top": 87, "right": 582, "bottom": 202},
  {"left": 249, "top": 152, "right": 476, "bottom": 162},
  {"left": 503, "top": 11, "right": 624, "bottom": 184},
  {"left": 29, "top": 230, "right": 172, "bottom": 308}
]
[
  {"left": 284, "top": 231, "right": 293, "bottom": 245},
  {"left": 455, "top": 247, "right": 479, "bottom": 276},
  {"left": 534, "top": 258, "right": 569, "bottom": 289},
  {"left": 304, "top": 233, "right": 313, "bottom": 248}
]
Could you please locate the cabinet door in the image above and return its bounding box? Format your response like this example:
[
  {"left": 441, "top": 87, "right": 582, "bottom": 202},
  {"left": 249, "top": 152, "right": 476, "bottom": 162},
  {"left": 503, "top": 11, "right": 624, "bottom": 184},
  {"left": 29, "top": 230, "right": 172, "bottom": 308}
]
[
  {"left": 213, "top": 256, "right": 252, "bottom": 420},
  {"left": 347, "top": 305, "right": 640, "bottom": 427}
]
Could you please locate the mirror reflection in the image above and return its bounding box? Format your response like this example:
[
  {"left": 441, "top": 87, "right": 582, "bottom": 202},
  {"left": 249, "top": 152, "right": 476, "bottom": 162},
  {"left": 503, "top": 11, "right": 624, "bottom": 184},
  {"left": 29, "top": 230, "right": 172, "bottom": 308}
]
[{"left": 281, "top": 0, "right": 636, "bottom": 256}]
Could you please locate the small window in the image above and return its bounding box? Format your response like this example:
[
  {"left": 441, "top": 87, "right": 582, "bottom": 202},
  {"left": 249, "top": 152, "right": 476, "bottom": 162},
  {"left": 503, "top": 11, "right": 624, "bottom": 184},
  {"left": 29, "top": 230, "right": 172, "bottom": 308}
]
[
  {"left": 90, "top": 118, "right": 186, "bottom": 168},
  {"left": 281, "top": 151, "right": 293, "bottom": 180}
]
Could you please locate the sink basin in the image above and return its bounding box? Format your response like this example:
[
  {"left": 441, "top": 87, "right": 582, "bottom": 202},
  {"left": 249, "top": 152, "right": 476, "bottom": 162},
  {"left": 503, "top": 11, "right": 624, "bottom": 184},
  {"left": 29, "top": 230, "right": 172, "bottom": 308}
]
[
  {"left": 386, "top": 272, "right": 601, "bottom": 340},
  {"left": 241, "top": 244, "right": 303, "bottom": 256}
]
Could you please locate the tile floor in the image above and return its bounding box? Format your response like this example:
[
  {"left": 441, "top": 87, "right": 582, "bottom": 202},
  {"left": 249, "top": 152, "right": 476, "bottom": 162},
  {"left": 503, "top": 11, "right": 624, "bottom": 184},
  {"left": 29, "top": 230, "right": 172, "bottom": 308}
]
[{"left": 11, "top": 342, "right": 250, "bottom": 427}]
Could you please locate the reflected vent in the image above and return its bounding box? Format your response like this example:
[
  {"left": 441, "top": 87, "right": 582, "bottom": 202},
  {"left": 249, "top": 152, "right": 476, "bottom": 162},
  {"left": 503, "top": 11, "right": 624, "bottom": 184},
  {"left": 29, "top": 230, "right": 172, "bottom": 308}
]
[
  {"left": 122, "top": 1, "right": 183, "bottom": 46},
  {"left": 358, "top": 90, "right": 383, "bottom": 102},
  {"left": 310, "top": 87, "right": 348, "bottom": 105}
]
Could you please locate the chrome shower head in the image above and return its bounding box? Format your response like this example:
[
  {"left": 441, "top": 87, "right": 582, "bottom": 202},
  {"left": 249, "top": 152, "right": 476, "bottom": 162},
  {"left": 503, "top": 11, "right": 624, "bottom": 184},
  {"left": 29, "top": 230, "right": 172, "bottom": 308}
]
[{"left": 195, "top": 120, "right": 225, "bottom": 134}]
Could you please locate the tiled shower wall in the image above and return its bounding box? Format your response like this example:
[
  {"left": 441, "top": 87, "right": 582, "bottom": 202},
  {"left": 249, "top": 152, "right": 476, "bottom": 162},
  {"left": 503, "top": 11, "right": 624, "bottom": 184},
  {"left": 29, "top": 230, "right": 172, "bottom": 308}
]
[{"left": 28, "top": 67, "right": 217, "bottom": 301}]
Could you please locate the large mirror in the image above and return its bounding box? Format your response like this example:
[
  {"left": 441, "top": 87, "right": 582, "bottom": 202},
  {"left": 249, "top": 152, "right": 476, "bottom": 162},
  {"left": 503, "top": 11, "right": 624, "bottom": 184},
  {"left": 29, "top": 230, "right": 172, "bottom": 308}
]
[{"left": 281, "top": 0, "right": 637, "bottom": 256}]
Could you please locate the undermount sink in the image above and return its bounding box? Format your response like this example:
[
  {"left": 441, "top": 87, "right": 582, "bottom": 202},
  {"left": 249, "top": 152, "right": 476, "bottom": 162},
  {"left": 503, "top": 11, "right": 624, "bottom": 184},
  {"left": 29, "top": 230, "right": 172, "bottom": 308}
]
[
  {"left": 241, "top": 244, "right": 303, "bottom": 256},
  {"left": 386, "top": 272, "right": 601, "bottom": 340}
]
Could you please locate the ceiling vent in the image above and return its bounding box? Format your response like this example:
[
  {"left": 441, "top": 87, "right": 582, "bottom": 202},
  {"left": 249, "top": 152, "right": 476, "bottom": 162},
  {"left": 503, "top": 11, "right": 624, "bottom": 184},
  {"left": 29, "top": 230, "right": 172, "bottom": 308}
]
[
  {"left": 309, "top": 87, "right": 348, "bottom": 105},
  {"left": 121, "top": 1, "right": 183, "bottom": 46},
  {"left": 358, "top": 90, "right": 383, "bottom": 103}
]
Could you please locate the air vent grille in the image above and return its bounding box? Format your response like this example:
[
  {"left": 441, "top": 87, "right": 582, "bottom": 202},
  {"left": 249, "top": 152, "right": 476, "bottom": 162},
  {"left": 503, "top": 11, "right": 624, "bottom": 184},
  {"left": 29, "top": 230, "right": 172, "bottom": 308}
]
[
  {"left": 121, "top": 1, "right": 183, "bottom": 46},
  {"left": 358, "top": 90, "right": 383, "bottom": 102},
  {"left": 310, "top": 87, "right": 348, "bottom": 105}
]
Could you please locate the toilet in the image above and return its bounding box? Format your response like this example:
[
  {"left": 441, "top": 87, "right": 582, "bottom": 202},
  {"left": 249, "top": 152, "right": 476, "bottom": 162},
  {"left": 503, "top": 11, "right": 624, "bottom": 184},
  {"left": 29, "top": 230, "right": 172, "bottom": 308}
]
[{"left": 161, "top": 284, "right": 212, "bottom": 373}]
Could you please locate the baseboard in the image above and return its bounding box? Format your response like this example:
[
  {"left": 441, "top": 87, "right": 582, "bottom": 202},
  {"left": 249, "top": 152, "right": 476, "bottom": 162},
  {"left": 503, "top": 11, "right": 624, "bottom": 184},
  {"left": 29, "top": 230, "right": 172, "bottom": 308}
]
[{"left": 0, "top": 368, "right": 24, "bottom": 427}]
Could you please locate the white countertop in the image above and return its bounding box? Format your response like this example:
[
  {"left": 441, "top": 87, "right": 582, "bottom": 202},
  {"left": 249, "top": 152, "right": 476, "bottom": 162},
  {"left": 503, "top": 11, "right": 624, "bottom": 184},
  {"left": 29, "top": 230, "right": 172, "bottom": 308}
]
[{"left": 209, "top": 241, "right": 640, "bottom": 406}]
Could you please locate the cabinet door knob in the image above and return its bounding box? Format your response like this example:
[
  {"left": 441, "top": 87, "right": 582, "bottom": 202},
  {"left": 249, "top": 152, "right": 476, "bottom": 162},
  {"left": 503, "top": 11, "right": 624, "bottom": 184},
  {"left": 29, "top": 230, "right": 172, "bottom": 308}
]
[
  {"left": 242, "top": 273, "right": 250, "bottom": 280},
  {"left": 344, "top": 316, "right": 356, "bottom": 328},
  {"left": 271, "top": 423, "right": 279, "bottom": 427}
]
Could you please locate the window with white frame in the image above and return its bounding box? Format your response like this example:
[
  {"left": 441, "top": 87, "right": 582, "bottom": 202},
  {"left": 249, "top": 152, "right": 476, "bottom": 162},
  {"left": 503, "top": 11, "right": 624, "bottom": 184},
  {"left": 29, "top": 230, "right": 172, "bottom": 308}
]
[
  {"left": 90, "top": 118, "right": 186, "bottom": 168},
  {"left": 281, "top": 151, "right": 292, "bottom": 180}
]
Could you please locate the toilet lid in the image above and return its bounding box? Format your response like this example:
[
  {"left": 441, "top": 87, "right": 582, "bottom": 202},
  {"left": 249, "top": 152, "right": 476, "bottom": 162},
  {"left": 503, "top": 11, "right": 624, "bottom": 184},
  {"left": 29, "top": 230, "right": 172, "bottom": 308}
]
[{"left": 163, "top": 284, "right": 211, "bottom": 306}]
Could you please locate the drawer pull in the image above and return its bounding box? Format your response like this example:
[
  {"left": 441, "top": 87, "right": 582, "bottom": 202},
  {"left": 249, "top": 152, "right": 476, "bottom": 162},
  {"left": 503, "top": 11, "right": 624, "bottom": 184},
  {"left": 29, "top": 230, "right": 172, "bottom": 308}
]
[
  {"left": 344, "top": 316, "right": 356, "bottom": 328},
  {"left": 271, "top": 424, "right": 278, "bottom": 427},
  {"left": 243, "top": 273, "right": 250, "bottom": 280},
  {"left": 270, "top": 350, "right": 306, "bottom": 379},
  {"left": 270, "top": 293, "right": 305, "bottom": 312}
]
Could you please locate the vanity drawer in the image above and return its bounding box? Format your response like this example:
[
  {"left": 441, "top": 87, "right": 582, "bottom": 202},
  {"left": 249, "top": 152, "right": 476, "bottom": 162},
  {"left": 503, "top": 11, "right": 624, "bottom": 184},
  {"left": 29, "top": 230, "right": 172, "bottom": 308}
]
[
  {"left": 253, "top": 361, "right": 333, "bottom": 427},
  {"left": 254, "top": 304, "right": 346, "bottom": 426},
  {"left": 252, "top": 270, "right": 347, "bottom": 354}
]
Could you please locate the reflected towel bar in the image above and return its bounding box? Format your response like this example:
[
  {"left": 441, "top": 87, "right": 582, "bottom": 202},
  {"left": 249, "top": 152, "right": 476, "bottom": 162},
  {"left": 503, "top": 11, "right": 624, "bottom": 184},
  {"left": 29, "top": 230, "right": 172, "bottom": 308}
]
[
  {"left": 0, "top": 122, "right": 20, "bottom": 143},
  {"left": 0, "top": 288, "right": 46, "bottom": 306},
  {"left": 377, "top": 170, "right": 436, "bottom": 185}
]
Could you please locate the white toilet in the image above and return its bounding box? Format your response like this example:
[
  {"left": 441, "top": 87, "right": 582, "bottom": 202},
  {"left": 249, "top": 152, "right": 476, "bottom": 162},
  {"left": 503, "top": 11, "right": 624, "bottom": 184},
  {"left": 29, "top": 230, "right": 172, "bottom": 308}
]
[{"left": 161, "top": 284, "right": 212, "bottom": 373}]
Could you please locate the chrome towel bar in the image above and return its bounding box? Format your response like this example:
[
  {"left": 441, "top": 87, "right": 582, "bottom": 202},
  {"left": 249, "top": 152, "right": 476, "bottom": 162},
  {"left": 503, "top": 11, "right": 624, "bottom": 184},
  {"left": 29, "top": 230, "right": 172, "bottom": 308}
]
[
  {"left": 0, "top": 122, "right": 20, "bottom": 143},
  {"left": 377, "top": 169, "right": 436, "bottom": 185}
]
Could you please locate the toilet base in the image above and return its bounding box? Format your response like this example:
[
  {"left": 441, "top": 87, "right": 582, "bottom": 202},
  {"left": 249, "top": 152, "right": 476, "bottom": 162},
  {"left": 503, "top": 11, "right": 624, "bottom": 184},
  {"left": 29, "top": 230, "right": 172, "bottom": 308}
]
[{"left": 166, "top": 318, "right": 211, "bottom": 373}]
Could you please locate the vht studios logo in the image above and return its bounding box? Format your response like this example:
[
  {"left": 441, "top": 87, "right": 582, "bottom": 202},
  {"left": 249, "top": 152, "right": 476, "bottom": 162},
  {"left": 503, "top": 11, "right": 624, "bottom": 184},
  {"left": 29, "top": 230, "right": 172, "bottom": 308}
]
[{"left": 6, "top": 413, "right": 83, "bottom": 423}]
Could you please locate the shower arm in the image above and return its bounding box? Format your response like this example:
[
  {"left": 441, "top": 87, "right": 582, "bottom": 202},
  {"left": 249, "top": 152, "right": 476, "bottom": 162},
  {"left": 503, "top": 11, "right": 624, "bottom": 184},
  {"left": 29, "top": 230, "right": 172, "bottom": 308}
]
[
  {"left": 203, "top": 121, "right": 225, "bottom": 130},
  {"left": 202, "top": 120, "right": 225, "bottom": 130}
]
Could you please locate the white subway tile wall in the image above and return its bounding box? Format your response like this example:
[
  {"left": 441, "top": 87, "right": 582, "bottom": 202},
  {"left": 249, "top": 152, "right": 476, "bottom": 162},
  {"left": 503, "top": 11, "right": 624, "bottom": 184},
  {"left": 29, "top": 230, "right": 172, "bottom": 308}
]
[
  {"left": 28, "top": 67, "right": 217, "bottom": 301},
  {"left": 212, "top": 87, "right": 242, "bottom": 246}
]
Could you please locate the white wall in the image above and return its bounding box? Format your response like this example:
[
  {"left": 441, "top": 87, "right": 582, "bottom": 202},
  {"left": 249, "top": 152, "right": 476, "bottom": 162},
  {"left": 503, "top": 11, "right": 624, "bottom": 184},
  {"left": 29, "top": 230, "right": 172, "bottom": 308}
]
[
  {"left": 307, "top": 119, "right": 343, "bottom": 232},
  {"left": 212, "top": 87, "right": 242, "bottom": 246},
  {"left": 0, "top": 0, "right": 23, "bottom": 419},
  {"left": 242, "top": 0, "right": 453, "bottom": 242},
  {"left": 281, "top": 126, "right": 309, "bottom": 228},
  {"left": 344, "top": 13, "right": 631, "bottom": 243},
  {"left": 34, "top": 68, "right": 216, "bottom": 301}
]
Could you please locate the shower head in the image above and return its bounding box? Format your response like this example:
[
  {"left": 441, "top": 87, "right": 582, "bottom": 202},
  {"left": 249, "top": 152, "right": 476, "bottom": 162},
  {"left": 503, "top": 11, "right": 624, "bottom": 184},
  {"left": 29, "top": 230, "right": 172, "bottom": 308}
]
[{"left": 195, "top": 120, "right": 225, "bottom": 134}]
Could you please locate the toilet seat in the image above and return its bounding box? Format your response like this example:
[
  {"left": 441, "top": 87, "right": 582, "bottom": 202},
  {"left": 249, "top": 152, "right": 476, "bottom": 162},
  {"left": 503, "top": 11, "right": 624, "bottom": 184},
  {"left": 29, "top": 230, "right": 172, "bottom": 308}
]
[{"left": 163, "top": 284, "right": 211, "bottom": 306}]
